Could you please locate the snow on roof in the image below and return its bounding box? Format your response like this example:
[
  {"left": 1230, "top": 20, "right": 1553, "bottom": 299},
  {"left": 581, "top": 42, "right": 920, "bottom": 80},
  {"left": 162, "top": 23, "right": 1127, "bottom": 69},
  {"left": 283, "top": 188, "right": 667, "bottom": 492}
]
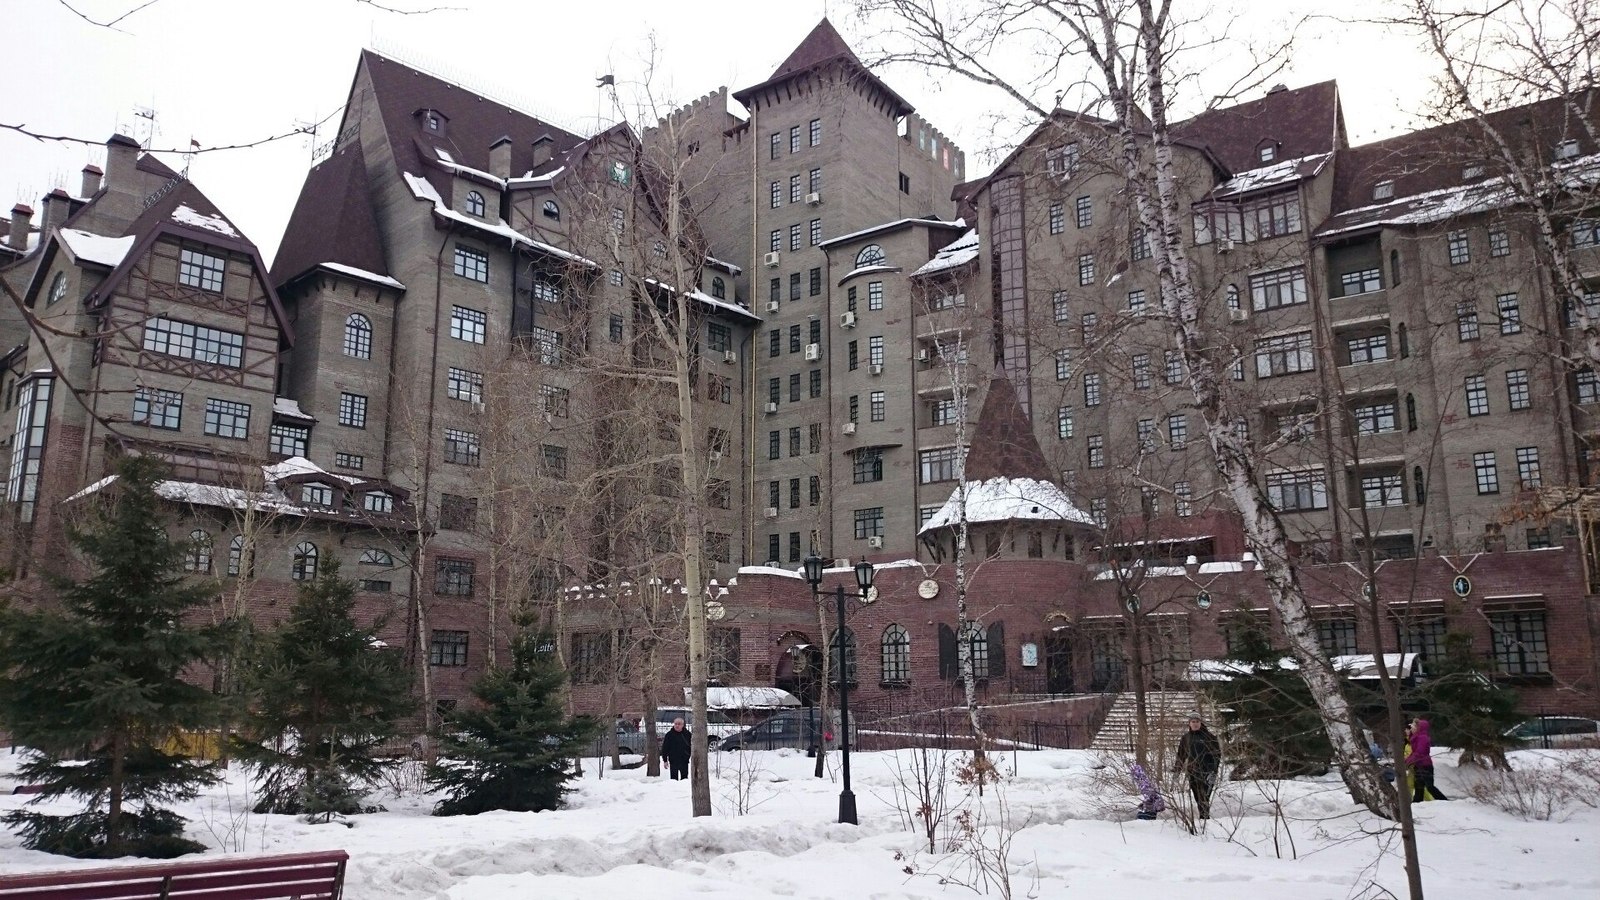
[
  {"left": 919, "top": 476, "right": 1096, "bottom": 534},
  {"left": 273, "top": 397, "right": 316, "bottom": 421},
  {"left": 705, "top": 254, "right": 742, "bottom": 276},
  {"left": 691, "top": 687, "right": 801, "bottom": 709},
  {"left": 818, "top": 216, "right": 963, "bottom": 249},
  {"left": 64, "top": 475, "right": 118, "bottom": 502},
  {"left": 1091, "top": 559, "right": 1251, "bottom": 580},
  {"left": 736, "top": 564, "right": 806, "bottom": 579},
  {"left": 404, "top": 171, "right": 596, "bottom": 268},
  {"left": 264, "top": 455, "right": 361, "bottom": 485},
  {"left": 319, "top": 262, "right": 406, "bottom": 291},
  {"left": 1187, "top": 653, "right": 1420, "bottom": 682},
  {"left": 1208, "top": 152, "right": 1331, "bottom": 198},
  {"left": 507, "top": 166, "right": 566, "bottom": 187},
  {"left": 58, "top": 228, "right": 136, "bottom": 268},
  {"left": 913, "top": 228, "right": 980, "bottom": 277},
  {"left": 838, "top": 263, "right": 900, "bottom": 282},
  {"left": 171, "top": 203, "right": 240, "bottom": 238},
  {"left": 434, "top": 147, "right": 507, "bottom": 188},
  {"left": 62, "top": 474, "right": 306, "bottom": 517},
  {"left": 687, "top": 288, "right": 760, "bottom": 322}
]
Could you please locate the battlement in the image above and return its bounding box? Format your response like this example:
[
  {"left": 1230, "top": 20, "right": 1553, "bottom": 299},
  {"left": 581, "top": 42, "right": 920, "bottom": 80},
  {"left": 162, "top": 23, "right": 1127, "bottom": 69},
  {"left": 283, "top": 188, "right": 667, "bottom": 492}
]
[
  {"left": 655, "top": 86, "right": 742, "bottom": 136},
  {"left": 903, "top": 111, "right": 966, "bottom": 179}
]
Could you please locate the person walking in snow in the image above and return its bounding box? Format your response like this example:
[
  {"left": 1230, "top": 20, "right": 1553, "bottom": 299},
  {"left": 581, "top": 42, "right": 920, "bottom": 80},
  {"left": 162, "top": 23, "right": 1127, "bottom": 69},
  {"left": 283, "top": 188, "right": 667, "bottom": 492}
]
[
  {"left": 661, "top": 717, "right": 692, "bottom": 781},
  {"left": 1405, "top": 718, "right": 1449, "bottom": 802},
  {"left": 1175, "top": 715, "right": 1222, "bottom": 819}
]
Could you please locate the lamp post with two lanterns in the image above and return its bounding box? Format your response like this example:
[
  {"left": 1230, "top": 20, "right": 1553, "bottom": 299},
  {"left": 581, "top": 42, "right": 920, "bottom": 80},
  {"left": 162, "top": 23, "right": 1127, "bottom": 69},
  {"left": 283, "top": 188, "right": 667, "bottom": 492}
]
[{"left": 802, "top": 552, "right": 875, "bottom": 825}]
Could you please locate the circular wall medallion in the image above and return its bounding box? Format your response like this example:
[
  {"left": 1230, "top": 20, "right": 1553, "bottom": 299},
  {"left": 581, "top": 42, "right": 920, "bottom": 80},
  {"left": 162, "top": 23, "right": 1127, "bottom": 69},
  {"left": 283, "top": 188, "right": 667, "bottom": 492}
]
[
  {"left": 863, "top": 586, "right": 880, "bottom": 604},
  {"left": 1452, "top": 575, "right": 1472, "bottom": 598},
  {"left": 917, "top": 579, "right": 940, "bottom": 599},
  {"left": 705, "top": 600, "right": 726, "bottom": 621},
  {"left": 1195, "top": 590, "right": 1212, "bottom": 610}
]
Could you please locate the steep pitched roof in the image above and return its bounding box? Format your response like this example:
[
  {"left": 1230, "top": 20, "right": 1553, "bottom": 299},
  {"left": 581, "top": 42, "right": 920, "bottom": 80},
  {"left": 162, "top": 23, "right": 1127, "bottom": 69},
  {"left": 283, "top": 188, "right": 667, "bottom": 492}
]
[
  {"left": 732, "top": 19, "right": 913, "bottom": 115},
  {"left": 357, "top": 50, "right": 586, "bottom": 197},
  {"left": 271, "top": 142, "right": 389, "bottom": 287},
  {"left": 966, "top": 374, "right": 1054, "bottom": 483},
  {"left": 1175, "top": 81, "right": 1344, "bottom": 174}
]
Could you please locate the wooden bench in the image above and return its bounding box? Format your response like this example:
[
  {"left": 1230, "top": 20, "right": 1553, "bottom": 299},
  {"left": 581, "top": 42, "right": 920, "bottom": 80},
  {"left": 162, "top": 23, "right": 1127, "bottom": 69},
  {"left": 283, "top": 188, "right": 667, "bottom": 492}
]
[{"left": 0, "top": 849, "right": 348, "bottom": 899}]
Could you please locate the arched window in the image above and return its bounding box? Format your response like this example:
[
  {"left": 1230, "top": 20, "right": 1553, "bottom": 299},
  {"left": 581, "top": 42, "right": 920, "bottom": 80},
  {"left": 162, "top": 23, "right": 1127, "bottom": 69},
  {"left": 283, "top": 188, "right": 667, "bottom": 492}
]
[
  {"left": 855, "top": 244, "right": 886, "bottom": 267},
  {"left": 881, "top": 624, "right": 910, "bottom": 684},
  {"left": 184, "top": 529, "right": 213, "bottom": 574},
  {"left": 227, "top": 535, "right": 251, "bottom": 577},
  {"left": 711, "top": 276, "right": 726, "bottom": 299},
  {"left": 47, "top": 272, "right": 67, "bottom": 306},
  {"left": 292, "top": 541, "right": 319, "bottom": 581},
  {"left": 1225, "top": 284, "right": 1240, "bottom": 310},
  {"left": 1413, "top": 465, "right": 1427, "bottom": 506},
  {"left": 542, "top": 200, "right": 560, "bottom": 221},
  {"left": 1405, "top": 393, "right": 1418, "bottom": 432},
  {"left": 961, "top": 621, "right": 990, "bottom": 675},
  {"left": 830, "top": 626, "right": 858, "bottom": 684},
  {"left": 343, "top": 313, "right": 373, "bottom": 359},
  {"left": 1397, "top": 323, "right": 1410, "bottom": 359},
  {"left": 465, "top": 191, "right": 485, "bottom": 217}
]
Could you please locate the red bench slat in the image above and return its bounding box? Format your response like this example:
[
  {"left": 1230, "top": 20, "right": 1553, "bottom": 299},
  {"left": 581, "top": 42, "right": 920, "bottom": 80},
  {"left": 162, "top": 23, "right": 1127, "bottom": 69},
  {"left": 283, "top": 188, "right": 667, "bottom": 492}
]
[{"left": 0, "top": 850, "right": 347, "bottom": 900}]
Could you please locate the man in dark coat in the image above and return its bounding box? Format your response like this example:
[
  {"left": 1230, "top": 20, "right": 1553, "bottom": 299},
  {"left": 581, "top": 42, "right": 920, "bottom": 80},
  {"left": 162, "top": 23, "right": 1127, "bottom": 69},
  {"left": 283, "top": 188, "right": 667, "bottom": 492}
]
[
  {"left": 661, "top": 717, "right": 692, "bottom": 780},
  {"left": 1175, "top": 715, "right": 1222, "bottom": 819}
]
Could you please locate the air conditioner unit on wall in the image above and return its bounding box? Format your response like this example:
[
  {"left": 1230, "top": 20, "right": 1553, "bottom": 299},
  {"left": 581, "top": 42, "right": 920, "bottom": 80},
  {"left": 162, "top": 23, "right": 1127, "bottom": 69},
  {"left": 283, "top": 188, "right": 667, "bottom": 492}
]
[
  {"left": 805, "top": 343, "right": 822, "bottom": 361},
  {"left": 1217, "top": 239, "right": 1236, "bottom": 252},
  {"left": 764, "top": 506, "right": 779, "bottom": 519},
  {"left": 764, "top": 251, "right": 781, "bottom": 267},
  {"left": 806, "top": 192, "right": 822, "bottom": 205},
  {"left": 839, "top": 311, "right": 856, "bottom": 328},
  {"left": 869, "top": 363, "right": 883, "bottom": 376},
  {"left": 767, "top": 299, "right": 780, "bottom": 313},
  {"left": 765, "top": 401, "right": 779, "bottom": 414},
  {"left": 867, "top": 535, "right": 884, "bottom": 549},
  {"left": 916, "top": 348, "right": 930, "bottom": 362},
  {"left": 1228, "top": 308, "right": 1248, "bottom": 324},
  {"left": 842, "top": 422, "right": 857, "bottom": 435}
]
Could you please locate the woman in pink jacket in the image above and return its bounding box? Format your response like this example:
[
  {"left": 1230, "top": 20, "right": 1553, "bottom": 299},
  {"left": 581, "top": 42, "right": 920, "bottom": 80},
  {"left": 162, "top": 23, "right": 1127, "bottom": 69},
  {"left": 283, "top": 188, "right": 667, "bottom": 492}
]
[{"left": 1405, "top": 719, "right": 1449, "bottom": 802}]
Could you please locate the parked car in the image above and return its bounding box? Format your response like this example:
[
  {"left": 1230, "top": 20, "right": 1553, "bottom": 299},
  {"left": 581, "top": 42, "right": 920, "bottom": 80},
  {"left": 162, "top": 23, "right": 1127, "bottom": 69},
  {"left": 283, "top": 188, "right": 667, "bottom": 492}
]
[
  {"left": 1504, "top": 716, "right": 1600, "bottom": 748},
  {"left": 650, "top": 707, "right": 744, "bottom": 741},
  {"left": 717, "top": 710, "right": 846, "bottom": 752},
  {"left": 613, "top": 719, "right": 646, "bottom": 755}
]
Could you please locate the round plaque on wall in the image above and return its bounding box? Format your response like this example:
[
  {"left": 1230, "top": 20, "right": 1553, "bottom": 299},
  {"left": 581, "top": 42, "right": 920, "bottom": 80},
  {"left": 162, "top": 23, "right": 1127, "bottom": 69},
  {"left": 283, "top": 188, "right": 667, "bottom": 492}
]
[{"left": 918, "top": 579, "right": 940, "bottom": 599}]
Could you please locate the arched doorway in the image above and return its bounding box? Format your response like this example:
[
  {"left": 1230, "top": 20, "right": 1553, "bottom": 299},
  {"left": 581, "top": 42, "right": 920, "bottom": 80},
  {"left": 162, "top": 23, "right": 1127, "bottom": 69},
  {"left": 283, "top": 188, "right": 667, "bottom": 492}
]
[{"left": 773, "top": 631, "right": 822, "bottom": 706}]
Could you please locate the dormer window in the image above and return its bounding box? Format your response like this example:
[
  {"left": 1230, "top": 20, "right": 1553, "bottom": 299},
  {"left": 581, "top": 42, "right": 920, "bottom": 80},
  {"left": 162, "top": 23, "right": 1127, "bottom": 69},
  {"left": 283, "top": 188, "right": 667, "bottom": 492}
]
[
  {"left": 422, "top": 109, "right": 444, "bottom": 133},
  {"left": 542, "top": 200, "right": 560, "bottom": 221},
  {"left": 465, "top": 191, "right": 485, "bottom": 217},
  {"left": 1373, "top": 180, "right": 1395, "bottom": 201},
  {"left": 301, "top": 483, "right": 335, "bottom": 508},
  {"left": 610, "top": 160, "right": 631, "bottom": 185},
  {"left": 1258, "top": 144, "right": 1277, "bottom": 163},
  {"left": 711, "top": 276, "right": 726, "bottom": 299},
  {"left": 364, "top": 491, "right": 395, "bottom": 514}
]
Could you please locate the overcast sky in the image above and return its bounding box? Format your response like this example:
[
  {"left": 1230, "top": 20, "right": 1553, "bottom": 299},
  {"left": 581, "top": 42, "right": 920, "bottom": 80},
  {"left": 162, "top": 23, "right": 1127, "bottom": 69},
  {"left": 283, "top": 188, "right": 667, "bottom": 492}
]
[{"left": 4, "top": 0, "right": 1445, "bottom": 264}]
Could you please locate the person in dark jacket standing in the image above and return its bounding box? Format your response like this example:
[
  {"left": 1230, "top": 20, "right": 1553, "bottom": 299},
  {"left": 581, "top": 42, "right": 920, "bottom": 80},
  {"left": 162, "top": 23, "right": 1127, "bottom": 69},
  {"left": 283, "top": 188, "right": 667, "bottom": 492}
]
[
  {"left": 1175, "top": 716, "right": 1222, "bottom": 819},
  {"left": 1406, "top": 718, "right": 1449, "bottom": 801},
  {"left": 661, "top": 717, "right": 692, "bottom": 781}
]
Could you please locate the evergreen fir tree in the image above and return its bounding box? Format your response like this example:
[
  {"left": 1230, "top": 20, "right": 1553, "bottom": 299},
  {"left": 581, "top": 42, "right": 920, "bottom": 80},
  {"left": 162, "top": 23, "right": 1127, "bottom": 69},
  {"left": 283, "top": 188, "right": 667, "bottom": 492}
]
[
  {"left": 428, "top": 629, "right": 599, "bottom": 815},
  {"left": 1208, "top": 625, "right": 1334, "bottom": 779},
  {"left": 1415, "top": 631, "right": 1521, "bottom": 770},
  {"left": 0, "top": 455, "right": 231, "bottom": 858},
  {"left": 231, "top": 558, "right": 413, "bottom": 822}
]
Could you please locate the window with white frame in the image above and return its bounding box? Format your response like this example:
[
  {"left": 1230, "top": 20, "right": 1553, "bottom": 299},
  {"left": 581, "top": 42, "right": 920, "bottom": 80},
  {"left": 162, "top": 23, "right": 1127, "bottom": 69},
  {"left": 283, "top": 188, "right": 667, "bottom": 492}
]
[
  {"left": 1465, "top": 375, "right": 1490, "bottom": 416},
  {"left": 1497, "top": 293, "right": 1522, "bottom": 334},
  {"left": 1516, "top": 446, "right": 1542, "bottom": 489},
  {"left": 1075, "top": 196, "right": 1092, "bottom": 228},
  {"left": 343, "top": 314, "right": 373, "bottom": 359},
  {"left": 1447, "top": 231, "right": 1471, "bottom": 265},
  {"left": 1078, "top": 253, "right": 1096, "bottom": 286},
  {"left": 1507, "top": 369, "right": 1531, "bottom": 410},
  {"left": 1474, "top": 452, "right": 1500, "bottom": 493},
  {"left": 178, "top": 247, "right": 226, "bottom": 292}
]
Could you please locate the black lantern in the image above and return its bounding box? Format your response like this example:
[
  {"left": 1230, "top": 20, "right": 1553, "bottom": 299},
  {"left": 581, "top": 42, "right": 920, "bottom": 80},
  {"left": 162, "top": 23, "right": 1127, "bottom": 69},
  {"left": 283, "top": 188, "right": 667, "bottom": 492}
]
[
  {"left": 854, "top": 558, "right": 875, "bottom": 592},
  {"left": 803, "top": 553, "right": 826, "bottom": 591}
]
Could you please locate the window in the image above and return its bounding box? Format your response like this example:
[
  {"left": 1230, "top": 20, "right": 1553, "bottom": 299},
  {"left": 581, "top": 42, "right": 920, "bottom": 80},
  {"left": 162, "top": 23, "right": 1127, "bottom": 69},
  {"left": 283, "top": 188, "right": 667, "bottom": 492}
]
[
  {"left": 291, "top": 541, "right": 318, "bottom": 581},
  {"left": 1373, "top": 180, "right": 1394, "bottom": 200},
  {"left": 769, "top": 132, "right": 780, "bottom": 160},
  {"left": 444, "top": 428, "right": 480, "bottom": 466},
  {"left": 790, "top": 174, "right": 802, "bottom": 205},
  {"left": 769, "top": 230, "right": 781, "bottom": 253},
  {"left": 1339, "top": 268, "right": 1382, "bottom": 296},
  {"left": 1070, "top": 196, "right": 1092, "bottom": 229},
  {"left": 133, "top": 387, "right": 182, "bottom": 430},
  {"left": 1077, "top": 253, "right": 1096, "bottom": 286},
  {"left": 1254, "top": 332, "right": 1313, "bottom": 378},
  {"left": 1490, "top": 228, "right": 1509, "bottom": 257},
  {"left": 1129, "top": 288, "right": 1147, "bottom": 311},
  {"left": 1577, "top": 370, "right": 1600, "bottom": 404},
  {"left": 1456, "top": 302, "right": 1481, "bottom": 341},
  {"left": 768, "top": 431, "right": 780, "bottom": 460},
  {"left": 853, "top": 448, "right": 884, "bottom": 483},
  {"left": 1048, "top": 202, "right": 1064, "bottom": 234},
  {"left": 141, "top": 317, "right": 244, "bottom": 367},
  {"left": 430, "top": 630, "right": 469, "bottom": 667},
  {"left": 46, "top": 272, "right": 67, "bottom": 306},
  {"left": 1175, "top": 481, "right": 1193, "bottom": 517},
  {"left": 363, "top": 491, "right": 393, "bottom": 514},
  {"left": 1167, "top": 414, "right": 1188, "bottom": 449},
  {"left": 809, "top": 118, "right": 821, "bottom": 146},
  {"left": 609, "top": 314, "right": 624, "bottom": 343},
  {"left": 542, "top": 200, "right": 560, "bottom": 221},
  {"left": 1353, "top": 401, "right": 1398, "bottom": 434},
  {"left": 183, "top": 529, "right": 213, "bottom": 574},
  {"left": 1056, "top": 406, "right": 1074, "bottom": 439},
  {"left": 1083, "top": 373, "right": 1102, "bottom": 406},
  {"left": 338, "top": 392, "right": 367, "bottom": 428},
  {"left": 770, "top": 181, "right": 781, "bottom": 209},
  {"left": 1137, "top": 418, "right": 1155, "bottom": 450},
  {"left": 898, "top": 172, "right": 910, "bottom": 194},
  {"left": 1474, "top": 451, "right": 1500, "bottom": 494},
  {"left": 810, "top": 167, "right": 822, "bottom": 194},
  {"left": 1165, "top": 351, "right": 1183, "bottom": 384},
  {"left": 1555, "top": 138, "right": 1580, "bottom": 160},
  {"left": 1489, "top": 610, "right": 1548, "bottom": 675},
  {"left": 868, "top": 282, "right": 884, "bottom": 311},
  {"left": 1053, "top": 290, "right": 1070, "bottom": 324},
  {"left": 463, "top": 190, "right": 485, "bottom": 216},
  {"left": 203, "top": 398, "right": 250, "bottom": 439},
  {"left": 1465, "top": 375, "right": 1490, "bottom": 416},
  {"left": 1346, "top": 333, "right": 1389, "bottom": 365},
  {"left": 542, "top": 444, "right": 568, "bottom": 478},
  {"left": 809, "top": 475, "right": 821, "bottom": 505},
  {"left": 440, "top": 494, "right": 478, "bottom": 530},
  {"left": 856, "top": 244, "right": 886, "bottom": 267},
  {"left": 1090, "top": 498, "right": 1107, "bottom": 527},
  {"left": 789, "top": 372, "right": 801, "bottom": 402},
  {"left": 789, "top": 325, "right": 802, "bottom": 354},
  {"left": 343, "top": 314, "right": 373, "bottom": 359},
  {"left": 1507, "top": 369, "right": 1531, "bottom": 410},
  {"left": 335, "top": 452, "right": 364, "bottom": 471},
  {"left": 1249, "top": 267, "right": 1308, "bottom": 311},
  {"left": 766, "top": 534, "right": 780, "bottom": 563},
  {"left": 1132, "top": 354, "right": 1152, "bottom": 390},
  {"left": 1361, "top": 472, "right": 1404, "bottom": 507},
  {"left": 869, "top": 336, "right": 884, "bottom": 367},
  {"left": 1447, "top": 231, "right": 1471, "bottom": 265},
  {"left": 789, "top": 224, "right": 802, "bottom": 252},
  {"left": 178, "top": 247, "right": 226, "bottom": 292},
  {"left": 870, "top": 391, "right": 885, "bottom": 422},
  {"left": 453, "top": 245, "right": 489, "bottom": 282},
  {"left": 540, "top": 384, "right": 570, "bottom": 417},
  {"left": 1496, "top": 293, "right": 1521, "bottom": 334},
  {"left": 450, "top": 306, "right": 486, "bottom": 343},
  {"left": 299, "top": 483, "right": 334, "bottom": 508},
  {"left": 1081, "top": 312, "right": 1098, "bottom": 338},
  {"left": 1516, "top": 446, "right": 1542, "bottom": 489},
  {"left": 829, "top": 627, "right": 858, "bottom": 684},
  {"left": 1317, "top": 619, "right": 1358, "bottom": 656},
  {"left": 881, "top": 625, "right": 910, "bottom": 683},
  {"left": 919, "top": 446, "right": 961, "bottom": 483},
  {"left": 1267, "top": 469, "right": 1328, "bottom": 511},
  {"left": 528, "top": 325, "right": 562, "bottom": 365},
  {"left": 269, "top": 423, "right": 308, "bottom": 457},
  {"left": 789, "top": 532, "right": 802, "bottom": 563},
  {"left": 1047, "top": 142, "right": 1079, "bottom": 178},
  {"left": 853, "top": 507, "right": 885, "bottom": 540},
  {"left": 435, "top": 557, "right": 475, "bottom": 596},
  {"left": 808, "top": 369, "right": 822, "bottom": 398},
  {"left": 1087, "top": 434, "right": 1105, "bottom": 468},
  {"left": 1247, "top": 191, "right": 1302, "bottom": 238},
  {"left": 447, "top": 367, "right": 483, "bottom": 404},
  {"left": 225, "top": 535, "right": 252, "bottom": 577},
  {"left": 608, "top": 160, "right": 631, "bottom": 185},
  {"left": 790, "top": 125, "right": 801, "bottom": 153},
  {"left": 1132, "top": 229, "right": 1151, "bottom": 261},
  {"left": 789, "top": 427, "right": 801, "bottom": 457}
]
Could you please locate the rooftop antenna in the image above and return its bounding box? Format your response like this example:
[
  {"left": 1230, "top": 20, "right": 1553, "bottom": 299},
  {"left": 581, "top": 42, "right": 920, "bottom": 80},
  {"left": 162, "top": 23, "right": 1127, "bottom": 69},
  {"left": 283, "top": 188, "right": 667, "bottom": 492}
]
[
  {"left": 295, "top": 114, "right": 322, "bottom": 161},
  {"left": 132, "top": 105, "right": 158, "bottom": 149}
]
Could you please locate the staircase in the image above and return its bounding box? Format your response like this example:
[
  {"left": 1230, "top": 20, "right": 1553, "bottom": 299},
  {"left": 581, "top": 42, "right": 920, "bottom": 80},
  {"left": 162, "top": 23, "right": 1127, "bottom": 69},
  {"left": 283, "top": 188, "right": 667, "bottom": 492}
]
[{"left": 1089, "top": 690, "right": 1210, "bottom": 755}]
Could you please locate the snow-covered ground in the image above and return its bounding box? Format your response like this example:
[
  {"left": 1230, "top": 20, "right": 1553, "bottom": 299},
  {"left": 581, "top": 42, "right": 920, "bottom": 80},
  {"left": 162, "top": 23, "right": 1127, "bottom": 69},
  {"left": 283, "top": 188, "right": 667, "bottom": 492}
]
[{"left": 1, "top": 745, "right": 1596, "bottom": 898}]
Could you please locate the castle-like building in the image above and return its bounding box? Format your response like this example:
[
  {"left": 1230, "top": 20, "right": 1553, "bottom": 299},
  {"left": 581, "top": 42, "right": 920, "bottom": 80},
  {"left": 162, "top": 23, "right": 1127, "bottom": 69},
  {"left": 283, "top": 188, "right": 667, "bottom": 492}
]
[{"left": 3, "top": 21, "right": 1596, "bottom": 724}]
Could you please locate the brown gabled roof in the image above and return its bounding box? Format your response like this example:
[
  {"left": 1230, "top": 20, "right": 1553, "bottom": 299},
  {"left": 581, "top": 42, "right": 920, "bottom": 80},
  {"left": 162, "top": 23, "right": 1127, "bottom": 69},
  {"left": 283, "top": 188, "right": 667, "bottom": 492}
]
[
  {"left": 271, "top": 142, "right": 388, "bottom": 287},
  {"left": 358, "top": 50, "right": 585, "bottom": 196},
  {"left": 732, "top": 19, "right": 913, "bottom": 115},
  {"left": 965, "top": 375, "right": 1054, "bottom": 483},
  {"left": 1174, "top": 81, "right": 1344, "bottom": 174}
]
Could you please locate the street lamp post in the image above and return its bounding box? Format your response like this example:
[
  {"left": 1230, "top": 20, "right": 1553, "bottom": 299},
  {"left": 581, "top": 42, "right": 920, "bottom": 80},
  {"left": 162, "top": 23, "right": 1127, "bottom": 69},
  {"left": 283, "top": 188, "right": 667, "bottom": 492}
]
[{"left": 802, "top": 553, "right": 875, "bottom": 825}]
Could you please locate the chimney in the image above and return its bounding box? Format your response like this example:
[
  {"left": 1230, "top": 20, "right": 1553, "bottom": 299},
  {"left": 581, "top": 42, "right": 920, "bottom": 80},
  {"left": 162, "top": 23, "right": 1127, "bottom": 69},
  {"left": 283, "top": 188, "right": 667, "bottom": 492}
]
[
  {"left": 8, "top": 203, "right": 32, "bottom": 252},
  {"left": 531, "top": 134, "right": 554, "bottom": 170},
  {"left": 81, "top": 164, "right": 103, "bottom": 197},
  {"left": 489, "top": 136, "right": 512, "bottom": 181},
  {"left": 104, "top": 133, "right": 141, "bottom": 192},
  {"left": 41, "top": 188, "right": 71, "bottom": 235}
]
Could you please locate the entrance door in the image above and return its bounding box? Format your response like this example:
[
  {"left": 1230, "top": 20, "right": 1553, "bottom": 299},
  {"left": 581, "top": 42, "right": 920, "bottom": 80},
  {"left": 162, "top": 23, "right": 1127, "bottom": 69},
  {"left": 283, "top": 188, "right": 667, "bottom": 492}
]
[{"left": 1044, "top": 635, "right": 1075, "bottom": 694}]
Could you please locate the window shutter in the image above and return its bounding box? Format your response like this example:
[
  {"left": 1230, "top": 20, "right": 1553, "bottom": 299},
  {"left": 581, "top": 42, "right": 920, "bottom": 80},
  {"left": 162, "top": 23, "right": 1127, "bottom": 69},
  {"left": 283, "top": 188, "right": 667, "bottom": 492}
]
[
  {"left": 988, "top": 622, "right": 1007, "bottom": 677},
  {"left": 938, "top": 624, "right": 958, "bottom": 680}
]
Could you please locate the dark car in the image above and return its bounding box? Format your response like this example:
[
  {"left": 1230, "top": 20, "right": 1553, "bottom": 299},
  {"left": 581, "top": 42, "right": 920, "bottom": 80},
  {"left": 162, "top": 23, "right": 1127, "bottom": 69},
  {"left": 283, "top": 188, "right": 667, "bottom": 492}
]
[
  {"left": 1505, "top": 716, "right": 1600, "bottom": 749},
  {"left": 717, "top": 710, "right": 845, "bottom": 752}
]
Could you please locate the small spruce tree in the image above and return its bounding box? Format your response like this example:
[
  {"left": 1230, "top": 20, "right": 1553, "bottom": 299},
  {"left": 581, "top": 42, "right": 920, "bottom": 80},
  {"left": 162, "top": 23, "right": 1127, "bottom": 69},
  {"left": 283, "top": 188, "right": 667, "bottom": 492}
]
[
  {"left": 0, "top": 455, "right": 231, "bottom": 858},
  {"left": 1209, "top": 625, "right": 1334, "bottom": 779},
  {"left": 231, "top": 558, "right": 413, "bottom": 822},
  {"left": 428, "top": 629, "right": 599, "bottom": 815},
  {"left": 1415, "top": 631, "right": 1521, "bottom": 770}
]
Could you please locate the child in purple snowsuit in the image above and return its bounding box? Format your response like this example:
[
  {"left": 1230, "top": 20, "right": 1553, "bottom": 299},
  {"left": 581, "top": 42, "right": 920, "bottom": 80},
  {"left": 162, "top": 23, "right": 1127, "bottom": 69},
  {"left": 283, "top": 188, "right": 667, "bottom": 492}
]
[{"left": 1131, "top": 763, "right": 1165, "bottom": 820}]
